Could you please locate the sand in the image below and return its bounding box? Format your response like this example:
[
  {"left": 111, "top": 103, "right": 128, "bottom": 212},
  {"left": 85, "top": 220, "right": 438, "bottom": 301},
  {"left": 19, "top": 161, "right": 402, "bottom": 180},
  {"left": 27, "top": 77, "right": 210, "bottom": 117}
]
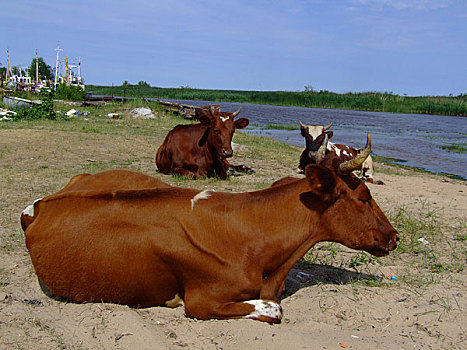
[{"left": 0, "top": 124, "right": 465, "bottom": 350}]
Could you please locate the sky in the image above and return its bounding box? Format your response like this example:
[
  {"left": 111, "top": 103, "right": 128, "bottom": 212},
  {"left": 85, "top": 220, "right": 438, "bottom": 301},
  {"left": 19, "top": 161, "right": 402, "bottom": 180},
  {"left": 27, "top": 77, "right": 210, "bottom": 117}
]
[{"left": 1, "top": 0, "right": 466, "bottom": 96}]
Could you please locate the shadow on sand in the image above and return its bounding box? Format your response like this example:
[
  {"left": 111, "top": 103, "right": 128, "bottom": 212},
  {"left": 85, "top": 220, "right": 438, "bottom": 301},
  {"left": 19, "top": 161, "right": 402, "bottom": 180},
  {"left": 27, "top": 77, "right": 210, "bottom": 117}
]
[{"left": 284, "top": 262, "right": 381, "bottom": 298}]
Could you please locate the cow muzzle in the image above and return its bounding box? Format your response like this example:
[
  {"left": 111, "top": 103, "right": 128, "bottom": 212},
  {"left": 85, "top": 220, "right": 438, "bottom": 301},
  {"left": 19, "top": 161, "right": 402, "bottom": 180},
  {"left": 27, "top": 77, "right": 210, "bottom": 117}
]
[
  {"left": 223, "top": 150, "right": 233, "bottom": 158},
  {"left": 368, "top": 231, "right": 399, "bottom": 257}
]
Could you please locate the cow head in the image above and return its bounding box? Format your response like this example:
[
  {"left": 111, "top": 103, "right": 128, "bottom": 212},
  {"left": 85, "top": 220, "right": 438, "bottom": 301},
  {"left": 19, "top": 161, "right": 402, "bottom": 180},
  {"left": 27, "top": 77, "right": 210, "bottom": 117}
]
[
  {"left": 197, "top": 107, "right": 249, "bottom": 158},
  {"left": 300, "top": 135, "right": 399, "bottom": 256},
  {"left": 299, "top": 121, "right": 333, "bottom": 152}
]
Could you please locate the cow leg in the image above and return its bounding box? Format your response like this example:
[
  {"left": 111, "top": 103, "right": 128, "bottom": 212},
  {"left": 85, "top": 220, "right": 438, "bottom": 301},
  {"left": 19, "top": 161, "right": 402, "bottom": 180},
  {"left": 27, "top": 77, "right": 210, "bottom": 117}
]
[
  {"left": 229, "top": 164, "right": 255, "bottom": 174},
  {"left": 222, "top": 159, "right": 255, "bottom": 174},
  {"left": 184, "top": 294, "right": 282, "bottom": 323},
  {"left": 171, "top": 167, "right": 198, "bottom": 178},
  {"left": 183, "top": 282, "right": 282, "bottom": 323}
]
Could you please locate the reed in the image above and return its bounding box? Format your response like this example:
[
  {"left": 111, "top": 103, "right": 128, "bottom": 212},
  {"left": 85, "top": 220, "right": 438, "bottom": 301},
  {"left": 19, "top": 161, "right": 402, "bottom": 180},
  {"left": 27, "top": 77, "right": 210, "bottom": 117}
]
[{"left": 86, "top": 85, "right": 467, "bottom": 117}]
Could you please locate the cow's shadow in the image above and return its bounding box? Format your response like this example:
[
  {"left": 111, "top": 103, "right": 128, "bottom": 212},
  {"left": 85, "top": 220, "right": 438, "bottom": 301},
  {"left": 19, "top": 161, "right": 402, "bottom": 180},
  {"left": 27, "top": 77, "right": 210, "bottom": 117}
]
[{"left": 283, "top": 261, "right": 380, "bottom": 298}]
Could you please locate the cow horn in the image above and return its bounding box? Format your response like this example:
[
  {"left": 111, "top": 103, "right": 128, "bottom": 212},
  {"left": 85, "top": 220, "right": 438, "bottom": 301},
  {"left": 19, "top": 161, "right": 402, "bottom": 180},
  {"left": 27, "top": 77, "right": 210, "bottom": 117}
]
[
  {"left": 209, "top": 106, "right": 216, "bottom": 116},
  {"left": 308, "top": 133, "right": 328, "bottom": 163},
  {"left": 324, "top": 122, "right": 333, "bottom": 131},
  {"left": 299, "top": 120, "right": 306, "bottom": 129},
  {"left": 232, "top": 107, "right": 241, "bottom": 117},
  {"left": 338, "top": 134, "right": 372, "bottom": 173}
]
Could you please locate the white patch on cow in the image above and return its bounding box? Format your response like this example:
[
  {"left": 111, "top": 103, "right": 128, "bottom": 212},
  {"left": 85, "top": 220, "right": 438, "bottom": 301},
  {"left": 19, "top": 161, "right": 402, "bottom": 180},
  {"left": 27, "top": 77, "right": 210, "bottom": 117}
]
[
  {"left": 22, "top": 198, "right": 42, "bottom": 217},
  {"left": 220, "top": 116, "right": 229, "bottom": 122},
  {"left": 328, "top": 142, "right": 341, "bottom": 156},
  {"left": 191, "top": 189, "right": 215, "bottom": 210},
  {"left": 165, "top": 293, "right": 184, "bottom": 308},
  {"left": 243, "top": 300, "right": 282, "bottom": 321},
  {"left": 343, "top": 149, "right": 349, "bottom": 157}
]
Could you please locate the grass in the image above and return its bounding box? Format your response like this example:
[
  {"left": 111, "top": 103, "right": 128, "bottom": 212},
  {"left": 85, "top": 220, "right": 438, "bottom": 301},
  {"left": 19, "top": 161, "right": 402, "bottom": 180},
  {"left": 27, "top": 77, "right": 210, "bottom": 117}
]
[
  {"left": 441, "top": 144, "right": 467, "bottom": 154},
  {"left": 86, "top": 84, "right": 467, "bottom": 117},
  {"left": 250, "top": 123, "right": 298, "bottom": 131}
]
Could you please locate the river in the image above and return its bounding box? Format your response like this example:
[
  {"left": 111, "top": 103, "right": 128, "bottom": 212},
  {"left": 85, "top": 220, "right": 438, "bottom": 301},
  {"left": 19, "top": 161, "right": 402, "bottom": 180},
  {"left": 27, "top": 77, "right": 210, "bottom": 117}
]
[{"left": 164, "top": 99, "right": 466, "bottom": 179}]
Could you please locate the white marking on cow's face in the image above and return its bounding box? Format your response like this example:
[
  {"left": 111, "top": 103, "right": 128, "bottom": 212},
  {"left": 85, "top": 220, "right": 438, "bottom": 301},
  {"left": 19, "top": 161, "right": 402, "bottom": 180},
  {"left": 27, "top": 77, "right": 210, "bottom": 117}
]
[
  {"left": 22, "top": 198, "right": 42, "bottom": 217},
  {"left": 220, "top": 116, "right": 229, "bottom": 122},
  {"left": 191, "top": 189, "right": 215, "bottom": 210},
  {"left": 304, "top": 125, "right": 325, "bottom": 140},
  {"left": 343, "top": 150, "right": 349, "bottom": 156},
  {"left": 165, "top": 293, "right": 184, "bottom": 308},
  {"left": 243, "top": 300, "right": 282, "bottom": 321}
]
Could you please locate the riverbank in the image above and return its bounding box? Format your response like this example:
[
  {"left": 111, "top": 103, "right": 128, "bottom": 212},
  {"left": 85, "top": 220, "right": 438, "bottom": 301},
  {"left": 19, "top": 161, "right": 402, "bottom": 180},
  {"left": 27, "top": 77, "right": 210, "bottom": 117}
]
[
  {"left": 1, "top": 102, "right": 465, "bottom": 349},
  {"left": 86, "top": 84, "right": 467, "bottom": 117}
]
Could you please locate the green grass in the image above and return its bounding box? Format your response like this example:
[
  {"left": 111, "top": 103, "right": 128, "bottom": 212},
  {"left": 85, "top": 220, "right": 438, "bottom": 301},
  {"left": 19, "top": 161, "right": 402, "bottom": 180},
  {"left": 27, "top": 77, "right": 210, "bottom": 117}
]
[
  {"left": 250, "top": 123, "right": 298, "bottom": 131},
  {"left": 441, "top": 144, "right": 467, "bottom": 153},
  {"left": 86, "top": 84, "right": 467, "bottom": 117}
]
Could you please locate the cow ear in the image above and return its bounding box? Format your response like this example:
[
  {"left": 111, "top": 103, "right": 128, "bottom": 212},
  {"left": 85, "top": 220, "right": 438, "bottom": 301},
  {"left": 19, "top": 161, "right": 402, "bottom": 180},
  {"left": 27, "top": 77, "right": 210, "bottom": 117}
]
[
  {"left": 305, "top": 164, "right": 337, "bottom": 194},
  {"left": 299, "top": 165, "right": 338, "bottom": 211},
  {"left": 198, "top": 111, "right": 213, "bottom": 127},
  {"left": 234, "top": 118, "right": 249, "bottom": 129},
  {"left": 325, "top": 131, "right": 333, "bottom": 139}
]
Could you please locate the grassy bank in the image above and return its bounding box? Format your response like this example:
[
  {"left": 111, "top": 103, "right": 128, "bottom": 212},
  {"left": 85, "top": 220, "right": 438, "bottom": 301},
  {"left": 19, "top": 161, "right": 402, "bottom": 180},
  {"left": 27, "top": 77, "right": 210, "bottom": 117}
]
[{"left": 86, "top": 84, "right": 467, "bottom": 117}]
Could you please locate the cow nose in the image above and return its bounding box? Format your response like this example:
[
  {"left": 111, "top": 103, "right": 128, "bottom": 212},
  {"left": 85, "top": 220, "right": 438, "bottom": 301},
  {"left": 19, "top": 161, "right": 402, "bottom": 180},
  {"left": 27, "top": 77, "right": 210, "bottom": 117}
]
[
  {"left": 223, "top": 150, "right": 233, "bottom": 157},
  {"left": 390, "top": 232, "right": 400, "bottom": 250}
]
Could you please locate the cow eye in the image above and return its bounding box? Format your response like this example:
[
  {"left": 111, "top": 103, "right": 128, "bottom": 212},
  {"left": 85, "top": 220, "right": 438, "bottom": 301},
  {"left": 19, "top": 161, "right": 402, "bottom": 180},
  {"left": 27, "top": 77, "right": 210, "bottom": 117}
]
[{"left": 213, "top": 129, "right": 220, "bottom": 134}]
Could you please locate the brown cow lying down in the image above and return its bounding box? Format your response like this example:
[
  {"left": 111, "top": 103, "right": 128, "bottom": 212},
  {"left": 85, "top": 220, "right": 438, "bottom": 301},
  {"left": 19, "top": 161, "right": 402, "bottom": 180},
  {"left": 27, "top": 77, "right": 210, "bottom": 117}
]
[
  {"left": 22, "top": 156, "right": 398, "bottom": 323},
  {"left": 156, "top": 106, "right": 253, "bottom": 179},
  {"left": 298, "top": 121, "right": 375, "bottom": 182}
]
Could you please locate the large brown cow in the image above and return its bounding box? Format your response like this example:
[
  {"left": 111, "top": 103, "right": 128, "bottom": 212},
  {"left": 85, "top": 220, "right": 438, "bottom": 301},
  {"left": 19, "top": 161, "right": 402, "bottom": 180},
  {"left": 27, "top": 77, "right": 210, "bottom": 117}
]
[
  {"left": 156, "top": 106, "right": 252, "bottom": 179},
  {"left": 22, "top": 152, "right": 398, "bottom": 323},
  {"left": 298, "top": 121, "right": 374, "bottom": 182}
]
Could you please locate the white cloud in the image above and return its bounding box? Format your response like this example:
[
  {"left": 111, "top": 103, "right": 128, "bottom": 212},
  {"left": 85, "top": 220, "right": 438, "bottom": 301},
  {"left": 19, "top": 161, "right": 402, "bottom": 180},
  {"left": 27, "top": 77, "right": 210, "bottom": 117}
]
[{"left": 351, "top": 0, "right": 452, "bottom": 11}]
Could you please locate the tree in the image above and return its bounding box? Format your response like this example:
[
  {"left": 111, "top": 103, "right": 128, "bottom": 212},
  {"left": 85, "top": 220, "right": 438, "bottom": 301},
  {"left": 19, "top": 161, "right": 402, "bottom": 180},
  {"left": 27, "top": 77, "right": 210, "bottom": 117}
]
[
  {"left": 11, "top": 66, "right": 26, "bottom": 76},
  {"left": 137, "top": 80, "right": 150, "bottom": 87},
  {"left": 27, "top": 57, "right": 54, "bottom": 81}
]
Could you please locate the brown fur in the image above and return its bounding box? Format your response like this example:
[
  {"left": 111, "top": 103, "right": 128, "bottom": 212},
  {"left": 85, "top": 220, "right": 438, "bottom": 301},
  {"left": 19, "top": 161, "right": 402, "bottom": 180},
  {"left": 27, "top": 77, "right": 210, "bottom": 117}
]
[
  {"left": 155, "top": 108, "right": 250, "bottom": 179},
  {"left": 23, "top": 166, "right": 398, "bottom": 322}
]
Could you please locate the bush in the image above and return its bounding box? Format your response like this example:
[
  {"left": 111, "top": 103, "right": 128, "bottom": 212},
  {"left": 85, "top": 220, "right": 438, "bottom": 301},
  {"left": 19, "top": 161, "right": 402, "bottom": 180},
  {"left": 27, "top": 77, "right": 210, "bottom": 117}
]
[
  {"left": 14, "top": 89, "right": 57, "bottom": 120},
  {"left": 55, "top": 84, "right": 86, "bottom": 101}
]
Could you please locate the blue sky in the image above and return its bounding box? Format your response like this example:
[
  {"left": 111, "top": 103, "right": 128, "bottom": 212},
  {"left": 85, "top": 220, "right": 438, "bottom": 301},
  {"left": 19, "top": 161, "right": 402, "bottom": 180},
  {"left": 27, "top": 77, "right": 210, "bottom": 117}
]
[{"left": 1, "top": 0, "right": 466, "bottom": 96}]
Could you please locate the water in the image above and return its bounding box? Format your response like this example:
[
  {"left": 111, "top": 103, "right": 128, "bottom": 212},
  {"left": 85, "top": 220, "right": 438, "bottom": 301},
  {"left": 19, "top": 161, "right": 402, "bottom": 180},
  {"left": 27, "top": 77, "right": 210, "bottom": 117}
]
[{"left": 163, "top": 99, "right": 467, "bottom": 179}]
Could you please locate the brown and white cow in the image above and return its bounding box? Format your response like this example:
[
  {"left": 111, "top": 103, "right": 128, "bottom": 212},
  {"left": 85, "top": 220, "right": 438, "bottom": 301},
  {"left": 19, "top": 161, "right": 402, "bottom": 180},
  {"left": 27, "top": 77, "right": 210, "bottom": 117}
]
[
  {"left": 298, "top": 121, "right": 374, "bottom": 182},
  {"left": 156, "top": 106, "right": 252, "bottom": 179},
  {"left": 22, "top": 150, "right": 398, "bottom": 323}
]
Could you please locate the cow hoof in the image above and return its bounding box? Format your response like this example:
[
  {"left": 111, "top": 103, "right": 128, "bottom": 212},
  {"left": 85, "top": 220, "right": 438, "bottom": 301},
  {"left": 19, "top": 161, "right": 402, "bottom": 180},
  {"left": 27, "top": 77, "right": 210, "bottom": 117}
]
[{"left": 246, "top": 168, "right": 255, "bottom": 174}]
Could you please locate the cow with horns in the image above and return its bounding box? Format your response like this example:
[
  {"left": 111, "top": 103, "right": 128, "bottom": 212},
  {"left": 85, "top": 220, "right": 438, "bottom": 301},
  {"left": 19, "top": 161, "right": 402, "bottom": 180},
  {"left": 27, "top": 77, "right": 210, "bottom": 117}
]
[
  {"left": 22, "top": 135, "right": 398, "bottom": 323},
  {"left": 297, "top": 121, "right": 375, "bottom": 183},
  {"left": 156, "top": 106, "right": 253, "bottom": 179}
]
